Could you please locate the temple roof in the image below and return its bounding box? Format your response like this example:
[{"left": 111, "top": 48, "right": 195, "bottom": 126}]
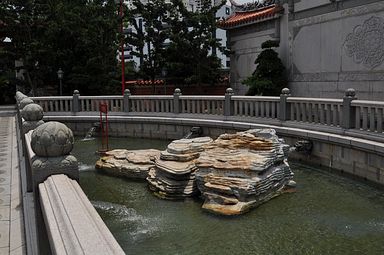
[{"left": 219, "top": 4, "right": 283, "bottom": 29}]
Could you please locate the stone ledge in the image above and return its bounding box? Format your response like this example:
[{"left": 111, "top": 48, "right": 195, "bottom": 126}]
[{"left": 39, "top": 174, "right": 124, "bottom": 255}]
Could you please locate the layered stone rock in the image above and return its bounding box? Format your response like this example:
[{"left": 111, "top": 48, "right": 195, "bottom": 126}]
[
  {"left": 147, "top": 137, "right": 213, "bottom": 200},
  {"left": 95, "top": 149, "right": 160, "bottom": 179},
  {"left": 195, "top": 129, "right": 294, "bottom": 215}
]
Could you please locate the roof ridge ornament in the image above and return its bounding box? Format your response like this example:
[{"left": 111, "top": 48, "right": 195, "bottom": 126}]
[{"left": 231, "top": 0, "right": 277, "bottom": 12}]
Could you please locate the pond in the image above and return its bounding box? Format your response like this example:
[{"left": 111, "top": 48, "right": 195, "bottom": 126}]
[{"left": 72, "top": 137, "right": 384, "bottom": 255}]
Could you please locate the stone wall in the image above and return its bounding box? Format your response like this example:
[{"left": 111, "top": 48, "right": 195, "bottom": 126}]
[
  {"left": 228, "top": 0, "right": 384, "bottom": 100},
  {"left": 290, "top": 0, "right": 384, "bottom": 100},
  {"left": 229, "top": 19, "right": 278, "bottom": 95}
]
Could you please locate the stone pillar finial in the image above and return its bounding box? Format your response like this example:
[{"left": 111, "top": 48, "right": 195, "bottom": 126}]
[
  {"left": 19, "top": 98, "right": 34, "bottom": 110},
  {"left": 21, "top": 103, "right": 45, "bottom": 134},
  {"left": 225, "top": 87, "right": 234, "bottom": 95},
  {"left": 16, "top": 91, "right": 28, "bottom": 104},
  {"left": 281, "top": 88, "right": 291, "bottom": 96},
  {"left": 174, "top": 88, "right": 181, "bottom": 95},
  {"left": 30, "top": 122, "right": 79, "bottom": 189},
  {"left": 124, "top": 89, "right": 131, "bottom": 96},
  {"left": 344, "top": 88, "right": 356, "bottom": 98},
  {"left": 73, "top": 90, "right": 80, "bottom": 95}
]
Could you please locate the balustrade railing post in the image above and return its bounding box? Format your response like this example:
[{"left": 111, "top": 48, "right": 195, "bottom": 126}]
[
  {"left": 173, "top": 88, "right": 181, "bottom": 114},
  {"left": 123, "top": 89, "right": 131, "bottom": 112},
  {"left": 224, "top": 88, "right": 234, "bottom": 116},
  {"left": 279, "top": 88, "right": 291, "bottom": 121},
  {"left": 72, "top": 90, "right": 80, "bottom": 112},
  {"left": 342, "top": 88, "right": 357, "bottom": 129}
]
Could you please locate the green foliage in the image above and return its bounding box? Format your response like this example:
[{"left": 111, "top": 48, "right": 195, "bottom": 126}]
[
  {"left": 0, "top": 0, "right": 120, "bottom": 96},
  {"left": 126, "top": 0, "right": 227, "bottom": 86},
  {"left": 243, "top": 40, "right": 287, "bottom": 96}
]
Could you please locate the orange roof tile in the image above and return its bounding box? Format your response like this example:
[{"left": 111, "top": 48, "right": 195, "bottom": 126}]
[{"left": 219, "top": 5, "right": 283, "bottom": 29}]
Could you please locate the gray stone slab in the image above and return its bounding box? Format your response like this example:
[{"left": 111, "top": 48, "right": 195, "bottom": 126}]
[
  {"left": 328, "top": 135, "right": 352, "bottom": 146},
  {"left": 350, "top": 139, "right": 377, "bottom": 152},
  {"left": 0, "top": 207, "right": 10, "bottom": 221},
  {"left": 0, "top": 220, "right": 10, "bottom": 248},
  {"left": 10, "top": 245, "right": 26, "bottom": 255},
  {"left": 39, "top": 174, "right": 124, "bottom": 254}
]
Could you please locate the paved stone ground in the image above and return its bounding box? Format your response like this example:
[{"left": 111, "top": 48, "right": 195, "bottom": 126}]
[{"left": 0, "top": 115, "right": 26, "bottom": 254}]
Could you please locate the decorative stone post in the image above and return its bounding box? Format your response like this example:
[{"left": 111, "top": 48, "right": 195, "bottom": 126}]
[
  {"left": 21, "top": 103, "right": 45, "bottom": 134},
  {"left": 19, "top": 97, "right": 34, "bottom": 110},
  {"left": 72, "top": 90, "right": 80, "bottom": 112},
  {"left": 224, "top": 88, "right": 234, "bottom": 116},
  {"left": 173, "top": 88, "right": 181, "bottom": 114},
  {"left": 30, "top": 122, "right": 79, "bottom": 190},
  {"left": 123, "top": 89, "right": 131, "bottom": 112},
  {"left": 279, "top": 88, "right": 291, "bottom": 121},
  {"left": 342, "top": 88, "right": 357, "bottom": 129},
  {"left": 16, "top": 91, "right": 28, "bottom": 106}
]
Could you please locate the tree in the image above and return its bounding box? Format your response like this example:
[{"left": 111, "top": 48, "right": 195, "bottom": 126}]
[
  {"left": 242, "top": 40, "right": 287, "bottom": 96},
  {"left": 166, "top": 0, "right": 227, "bottom": 86},
  {"left": 0, "top": 0, "right": 120, "bottom": 96},
  {"left": 125, "top": 0, "right": 227, "bottom": 87},
  {"left": 125, "top": 0, "right": 171, "bottom": 92}
]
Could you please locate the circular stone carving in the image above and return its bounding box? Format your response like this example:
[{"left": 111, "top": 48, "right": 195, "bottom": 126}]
[
  {"left": 21, "top": 103, "right": 44, "bottom": 121},
  {"left": 174, "top": 88, "right": 181, "bottom": 94},
  {"left": 31, "top": 122, "right": 74, "bottom": 157},
  {"left": 344, "top": 16, "right": 384, "bottom": 69},
  {"left": 19, "top": 98, "right": 34, "bottom": 109}
]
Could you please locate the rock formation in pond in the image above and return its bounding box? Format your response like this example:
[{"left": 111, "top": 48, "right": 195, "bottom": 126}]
[
  {"left": 147, "top": 137, "right": 213, "bottom": 200},
  {"left": 95, "top": 149, "right": 160, "bottom": 179},
  {"left": 195, "top": 129, "right": 294, "bottom": 215}
]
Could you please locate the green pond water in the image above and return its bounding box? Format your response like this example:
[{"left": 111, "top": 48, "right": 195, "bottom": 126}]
[{"left": 73, "top": 137, "right": 384, "bottom": 255}]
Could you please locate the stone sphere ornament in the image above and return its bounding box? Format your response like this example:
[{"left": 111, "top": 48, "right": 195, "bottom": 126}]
[
  {"left": 15, "top": 91, "right": 28, "bottom": 103},
  {"left": 21, "top": 103, "right": 44, "bottom": 121},
  {"left": 19, "top": 98, "right": 34, "bottom": 109},
  {"left": 31, "top": 122, "right": 74, "bottom": 157}
]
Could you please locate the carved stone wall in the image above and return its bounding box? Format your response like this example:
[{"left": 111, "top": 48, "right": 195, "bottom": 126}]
[{"left": 289, "top": 1, "right": 384, "bottom": 100}]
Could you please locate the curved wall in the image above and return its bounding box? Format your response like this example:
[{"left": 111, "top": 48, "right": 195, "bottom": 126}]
[{"left": 44, "top": 115, "right": 384, "bottom": 187}]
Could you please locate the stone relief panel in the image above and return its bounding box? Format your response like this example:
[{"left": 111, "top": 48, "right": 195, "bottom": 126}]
[{"left": 344, "top": 16, "right": 384, "bottom": 69}]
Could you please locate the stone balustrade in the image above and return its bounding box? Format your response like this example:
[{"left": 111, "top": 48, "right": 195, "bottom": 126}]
[
  {"left": 30, "top": 88, "right": 384, "bottom": 141},
  {"left": 15, "top": 91, "right": 124, "bottom": 254},
  {"left": 39, "top": 174, "right": 124, "bottom": 255}
]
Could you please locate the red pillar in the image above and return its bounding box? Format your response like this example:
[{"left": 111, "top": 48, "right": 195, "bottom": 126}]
[{"left": 119, "top": 0, "right": 125, "bottom": 95}]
